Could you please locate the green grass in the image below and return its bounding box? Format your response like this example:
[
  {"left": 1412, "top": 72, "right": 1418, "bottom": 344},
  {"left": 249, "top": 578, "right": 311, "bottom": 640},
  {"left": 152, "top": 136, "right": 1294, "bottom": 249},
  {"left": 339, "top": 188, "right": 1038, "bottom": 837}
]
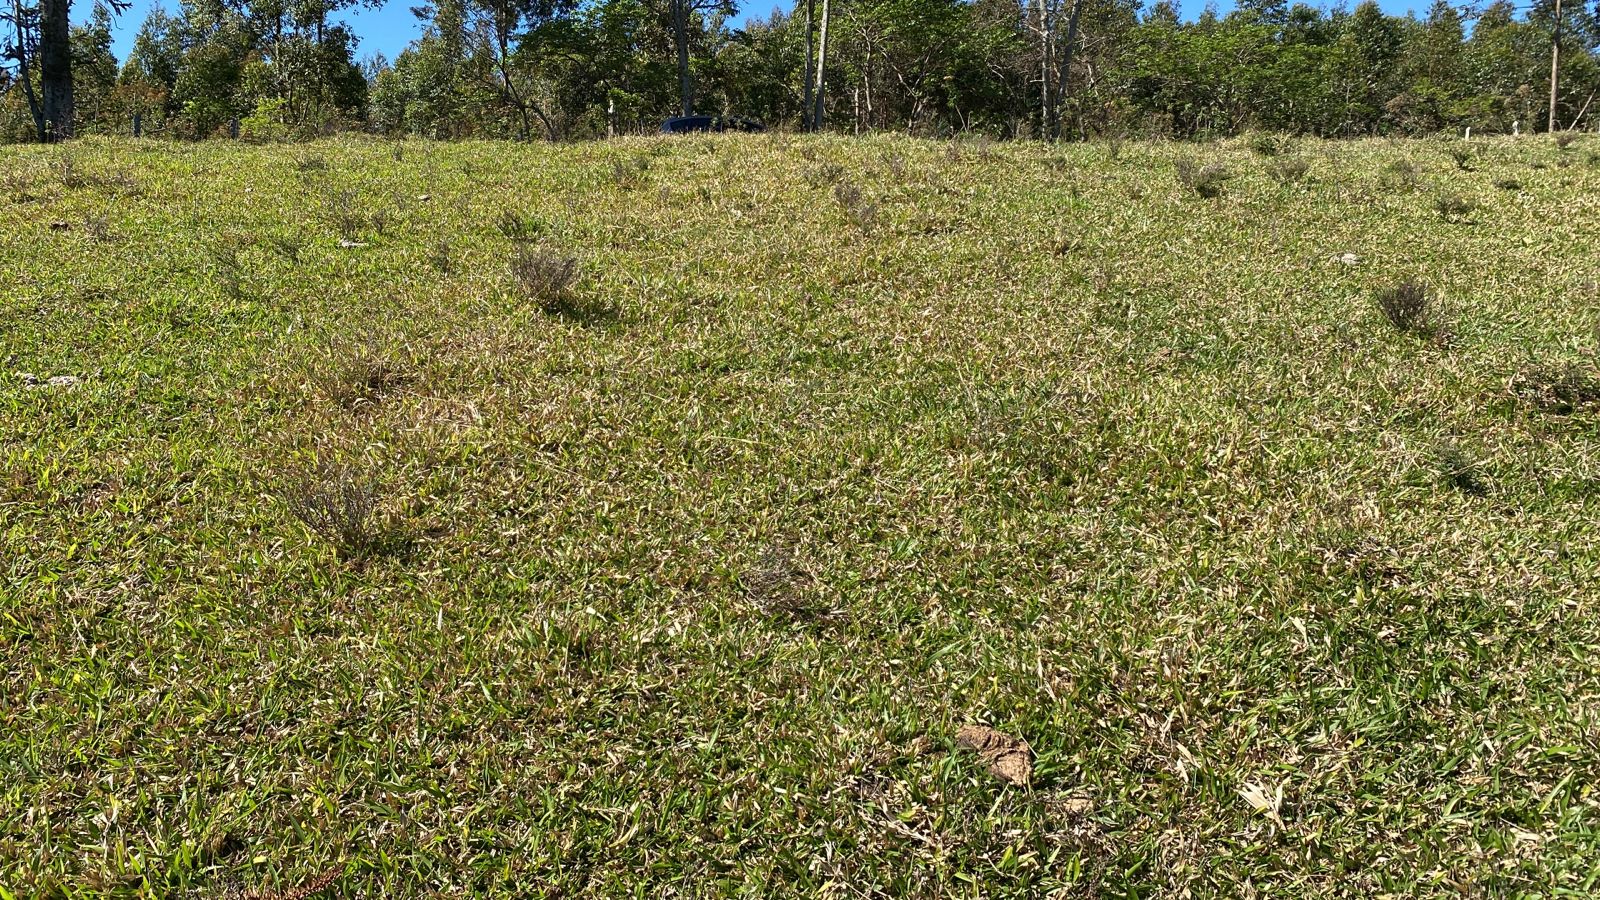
[{"left": 4, "top": 132, "right": 1600, "bottom": 897}]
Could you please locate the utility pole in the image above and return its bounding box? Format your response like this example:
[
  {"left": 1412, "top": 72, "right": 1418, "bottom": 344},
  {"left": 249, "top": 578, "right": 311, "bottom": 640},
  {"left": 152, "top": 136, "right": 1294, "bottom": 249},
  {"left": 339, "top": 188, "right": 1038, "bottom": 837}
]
[{"left": 1549, "top": 0, "right": 1561, "bottom": 132}]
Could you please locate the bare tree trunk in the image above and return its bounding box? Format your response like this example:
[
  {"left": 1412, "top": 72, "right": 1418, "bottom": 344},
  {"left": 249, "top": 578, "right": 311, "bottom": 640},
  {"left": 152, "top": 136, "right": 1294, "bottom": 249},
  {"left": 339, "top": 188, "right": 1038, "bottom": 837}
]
[
  {"left": 802, "top": 0, "right": 814, "bottom": 130},
  {"left": 39, "top": 0, "right": 70, "bottom": 140},
  {"left": 1037, "top": 0, "right": 1049, "bottom": 138},
  {"left": 812, "top": 0, "right": 830, "bottom": 130},
  {"left": 1549, "top": 0, "right": 1561, "bottom": 133},
  {"left": 672, "top": 0, "right": 693, "bottom": 116},
  {"left": 1051, "top": 0, "right": 1084, "bottom": 141}
]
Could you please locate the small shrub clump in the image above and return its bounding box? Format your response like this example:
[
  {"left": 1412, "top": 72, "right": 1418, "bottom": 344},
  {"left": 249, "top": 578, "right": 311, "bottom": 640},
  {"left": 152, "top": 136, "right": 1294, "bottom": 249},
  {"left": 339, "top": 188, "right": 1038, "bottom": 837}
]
[
  {"left": 833, "top": 180, "right": 879, "bottom": 232},
  {"left": 430, "top": 238, "right": 454, "bottom": 273},
  {"left": 1555, "top": 132, "right": 1579, "bottom": 151},
  {"left": 283, "top": 461, "right": 390, "bottom": 561},
  {"left": 326, "top": 189, "right": 371, "bottom": 241},
  {"left": 611, "top": 157, "right": 649, "bottom": 189},
  {"left": 1510, "top": 362, "right": 1600, "bottom": 414},
  {"left": 321, "top": 352, "right": 412, "bottom": 411},
  {"left": 510, "top": 246, "right": 579, "bottom": 313},
  {"left": 1267, "top": 156, "right": 1310, "bottom": 185},
  {"left": 1247, "top": 131, "right": 1289, "bottom": 157},
  {"left": 1446, "top": 144, "right": 1474, "bottom": 171},
  {"left": 82, "top": 214, "right": 112, "bottom": 242},
  {"left": 1101, "top": 131, "right": 1126, "bottom": 162},
  {"left": 1174, "top": 157, "right": 1230, "bottom": 198},
  {"left": 1374, "top": 278, "right": 1433, "bottom": 334},
  {"left": 1433, "top": 191, "right": 1477, "bottom": 222},
  {"left": 497, "top": 210, "right": 543, "bottom": 242},
  {"left": 1436, "top": 440, "right": 1488, "bottom": 496}
]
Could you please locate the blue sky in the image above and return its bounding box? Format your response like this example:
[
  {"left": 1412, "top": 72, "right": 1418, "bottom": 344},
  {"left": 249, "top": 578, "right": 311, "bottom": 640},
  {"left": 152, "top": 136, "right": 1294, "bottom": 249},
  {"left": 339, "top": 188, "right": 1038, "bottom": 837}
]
[{"left": 81, "top": 0, "right": 1433, "bottom": 69}]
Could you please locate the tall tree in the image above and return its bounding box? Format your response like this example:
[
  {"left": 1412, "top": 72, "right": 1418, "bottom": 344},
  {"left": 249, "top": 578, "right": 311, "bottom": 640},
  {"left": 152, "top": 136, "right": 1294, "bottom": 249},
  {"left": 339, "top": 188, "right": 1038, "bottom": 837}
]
[
  {"left": 465, "top": 0, "right": 574, "bottom": 137},
  {"left": 810, "top": 0, "right": 827, "bottom": 125},
  {"left": 3, "top": 0, "right": 46, "bottom": 138},
  {"left": 71, "top": 2, "right": 119, "bottom": 130},
  {"left": 38, "top": 0, "right": 68, "bottom": 136},
  {"left": 665, "top": 0, "right": 732, "bottom": 115}
]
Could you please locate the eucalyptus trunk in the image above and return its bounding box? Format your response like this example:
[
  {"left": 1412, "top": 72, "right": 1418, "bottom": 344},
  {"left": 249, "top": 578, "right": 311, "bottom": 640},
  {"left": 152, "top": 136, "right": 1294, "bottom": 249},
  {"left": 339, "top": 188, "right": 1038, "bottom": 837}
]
[
  {"left": 39, "top": 0, "right": 71, "bottom": 140},
  {"left": 672, "top": 0, "right": 693, "bottom": 116},
  {"left": 811, "top": 0, "right": 830, "bottom": 129}
]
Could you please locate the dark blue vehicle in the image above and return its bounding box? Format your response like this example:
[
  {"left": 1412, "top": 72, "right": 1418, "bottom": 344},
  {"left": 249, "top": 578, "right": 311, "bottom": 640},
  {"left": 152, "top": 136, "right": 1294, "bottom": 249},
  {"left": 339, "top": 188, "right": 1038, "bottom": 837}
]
[{"left": 660, "top": 116, "right": 766, "bottom": 134}]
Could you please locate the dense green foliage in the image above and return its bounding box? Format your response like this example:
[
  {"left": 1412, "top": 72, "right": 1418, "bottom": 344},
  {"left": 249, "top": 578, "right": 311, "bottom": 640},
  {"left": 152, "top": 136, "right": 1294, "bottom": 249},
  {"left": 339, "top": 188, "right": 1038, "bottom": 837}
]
[
  {"left": 5, "top": 132, "right": 1600, "bottom": 896},
  {"left": 3, "top": 0, "right": 1600, "bottom": 139}
]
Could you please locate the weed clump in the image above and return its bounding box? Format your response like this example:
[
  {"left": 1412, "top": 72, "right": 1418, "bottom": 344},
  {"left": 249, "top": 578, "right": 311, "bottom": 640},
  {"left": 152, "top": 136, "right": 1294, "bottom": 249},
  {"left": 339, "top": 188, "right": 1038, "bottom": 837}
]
[
  {"left": 611, "top": 157, "right": 649, "bottom": 189},
  {"left": 510, "top": 246, "right": 578, "bottom": 313},
  {"left": 321, "top": 352, "right": 411, "bottom": 411},
  {"left": 1382, "top": 158, "right": 1420, "bottom": 191},
  {"left": 497, "top": 210, "right": 544, "bottom": 242},
  {"left": 1374, "top": 279, "right": 1433, "bottom": 334},
  {"left": 1555, "top": 132, "right": 1579, "bottom": 152},
  {"left": 2, "top": 171, "right": 37, "bottom": 203},
  {"left": 430, "top": 239, "right": 454, "bottom": 273},
  {"left": 1446, "top": 144, "right": 1474, "bottom": 171},
  {"left": 57, "top": 158, "right": 85, "bottom": 189},
  {"left": 1097, "top": 129, "right": 1126, "bottom": 162},
  {"left": 806, "top": 162, "right": 846, "bottom": 186},
  {"left": 283, "top": 461, "right": 391, "bottom": 561},
  {"left": 326, "top": 189, "right": 372, "bottom": 241},
  {"left": 742, "top": 546, "right": 830, "bottom": 625},
  {"left": 1247, "top": 131, "right": 1289, "bottom": 157},
  {"left": 82, "top": 214, "right": 112, "bottom": 242},
  {"left": 1267, "top": 156, "right": 1310, "bottom": 185},
  {"left": 1175, "top": 157, "right": 1230, "bottom": 198},
  {"left": 1436, "top": 440, "right": 1488, "bottom": 495},
  {"left": 1493, "top": 176, "right": 1522, "bottom": 191},
  {"left": 211, "top": 241, "right": 247, "bottom": 299},
  {"left": 1510, "top": 362, "right": 1600, "bottom": 414},
  {"left": 265, "top": 234, "right": 302, "bottom": 261},
  {"left": 1433, "top": 191, "right": 1477, "bottom": 222},
  {"left": 834, "top": 180, "right": 879, "bottom": 232}
]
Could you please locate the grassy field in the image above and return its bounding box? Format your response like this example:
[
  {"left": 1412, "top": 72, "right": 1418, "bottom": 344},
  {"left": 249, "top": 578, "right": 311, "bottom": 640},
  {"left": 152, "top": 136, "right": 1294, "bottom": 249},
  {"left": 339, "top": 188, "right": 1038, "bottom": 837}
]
[{"left": 4, "top": 131, "right": 1600, "bottom": 898}]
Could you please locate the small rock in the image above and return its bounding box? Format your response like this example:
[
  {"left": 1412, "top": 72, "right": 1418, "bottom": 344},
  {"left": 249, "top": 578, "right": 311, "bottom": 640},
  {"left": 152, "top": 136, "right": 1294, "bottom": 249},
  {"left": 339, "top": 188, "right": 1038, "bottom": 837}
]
[
  {"left": 1337, "top": 252, "right": 1360, "bottom": 265},
  {"left": 48, "top": 375, "right": 80, "bottom": 387},
  {"left": 955, "top": 724, "right": 1034, "bottom": 787},
  {"left": 416, "top": 194, "right": 431, "bottom": 202},
  {"left": 338, "top": 239, "right": 368, "bottom": 249},
  {"left": 18, "top": 372, "right": 38, "bottom": 386},
  {"left": 49, "top": 221, "right": 70, "bottom": 231}
]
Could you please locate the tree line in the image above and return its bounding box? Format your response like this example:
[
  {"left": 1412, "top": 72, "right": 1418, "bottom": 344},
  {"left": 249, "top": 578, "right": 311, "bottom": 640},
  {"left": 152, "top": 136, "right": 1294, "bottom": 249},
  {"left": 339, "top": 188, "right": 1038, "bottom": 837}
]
[{"left": 3, "top": 0, "right": 1598, "bottom": 142}]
